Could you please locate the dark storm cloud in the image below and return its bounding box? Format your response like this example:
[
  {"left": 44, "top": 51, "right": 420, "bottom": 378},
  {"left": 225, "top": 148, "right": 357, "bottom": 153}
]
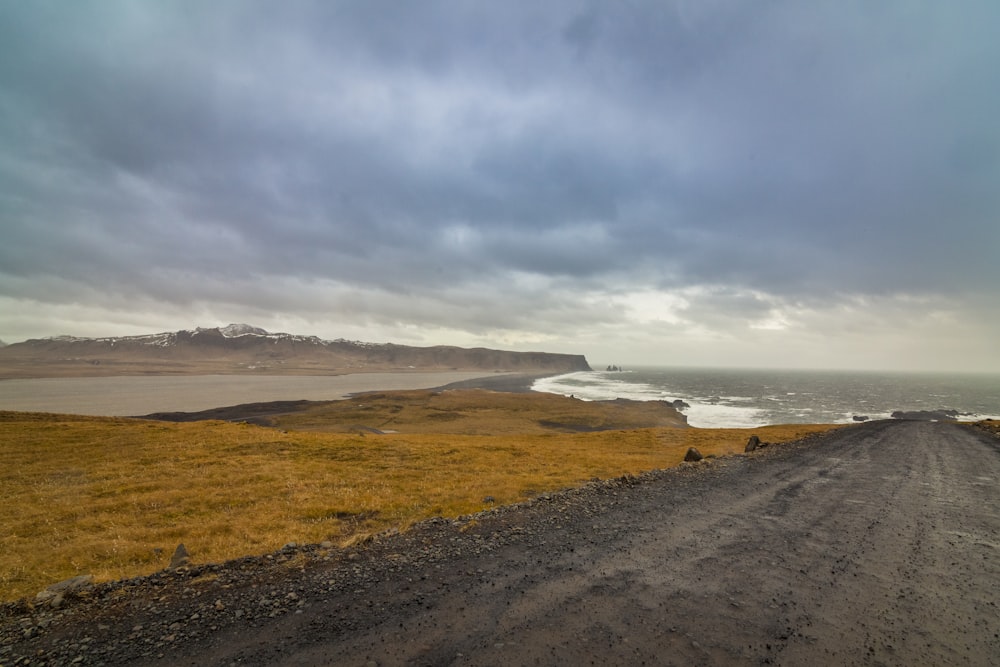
[{"left": 1, "top": 1, "right": 998, "bottom": 353}]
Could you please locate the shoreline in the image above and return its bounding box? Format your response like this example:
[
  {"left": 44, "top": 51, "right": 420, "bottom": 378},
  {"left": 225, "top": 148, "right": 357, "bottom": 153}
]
[
  {"left": 139, "top": 372, "right": 562, "bottom": 423},
  {"left": 0, "top": 371, "right": 530, "bottom": 417},
  {"left": 429, "top": 371, "right": 557, "bottom": 394}
]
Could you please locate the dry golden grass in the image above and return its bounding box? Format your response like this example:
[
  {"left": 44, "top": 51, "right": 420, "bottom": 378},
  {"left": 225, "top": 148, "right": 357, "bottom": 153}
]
[
  {"left": 272, "top": 389, "right": 689, "bottom": 434},
  {"left": 0, "top": 396, "right": 841, "bottom": 602}
]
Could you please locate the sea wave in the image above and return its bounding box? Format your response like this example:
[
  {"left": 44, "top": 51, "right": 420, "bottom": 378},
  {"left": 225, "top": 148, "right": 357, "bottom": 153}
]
[
  {"left": 532, "top": 371, "right": 663, "bottom": 402},
  {"left": 532, "top": 371, "right": 767, "bottom": 428},
  {"left": 532, "top": 368, "right": 1000, "bottom": 429}
]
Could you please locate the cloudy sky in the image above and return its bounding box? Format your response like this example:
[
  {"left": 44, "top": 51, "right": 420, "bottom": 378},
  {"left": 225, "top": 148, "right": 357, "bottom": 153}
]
[{"left": 2, "top": 1, "right": 998, "bottom": 372}]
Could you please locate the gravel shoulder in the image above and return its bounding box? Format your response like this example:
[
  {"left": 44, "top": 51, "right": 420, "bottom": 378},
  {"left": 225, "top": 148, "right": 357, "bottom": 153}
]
[{"left": 3, "top": 420, "right": 999, "bottom": 666}]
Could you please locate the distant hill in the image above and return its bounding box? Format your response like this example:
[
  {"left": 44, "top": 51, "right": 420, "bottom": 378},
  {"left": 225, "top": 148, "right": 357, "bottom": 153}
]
[{"left": 0, "top": 324, "right": 591, "bottom": 379}]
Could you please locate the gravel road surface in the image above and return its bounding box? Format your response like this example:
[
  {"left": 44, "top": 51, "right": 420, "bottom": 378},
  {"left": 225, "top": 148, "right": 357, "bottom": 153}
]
[{"left": 3, "top": 420, "right": 998, "bottom": 665}]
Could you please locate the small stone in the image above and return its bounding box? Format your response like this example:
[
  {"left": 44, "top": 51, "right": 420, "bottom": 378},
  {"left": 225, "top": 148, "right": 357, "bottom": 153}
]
[
  {"left": 745, "top": 435, "right": 760, "bottom": 452},
  {"left": 52, "top": 574, "right": 95, "bottom": 593},
  {"left": 684, "top": 447, "right": 703, "bottom": 462}
]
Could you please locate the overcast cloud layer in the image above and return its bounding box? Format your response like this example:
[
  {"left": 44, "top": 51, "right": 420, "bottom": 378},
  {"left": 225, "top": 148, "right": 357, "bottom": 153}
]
[{"left": 2, "top": 1, "right": 998, "bottom": 371}]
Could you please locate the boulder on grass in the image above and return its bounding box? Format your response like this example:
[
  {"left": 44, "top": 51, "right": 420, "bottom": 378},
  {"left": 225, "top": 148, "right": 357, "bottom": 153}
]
[
  {"left": 169, "top": 543, "right": 190, "bottom": 570},
  {"left": 684, "top": 447, "right": 703, "bottom": 462}
]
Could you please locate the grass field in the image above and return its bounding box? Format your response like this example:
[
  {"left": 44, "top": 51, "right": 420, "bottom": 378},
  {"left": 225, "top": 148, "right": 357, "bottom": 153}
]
[
  {"left": 269, "top": 388, "right": 691, "bottom": 433},
  {"left": 0, "top": 391, "right": 841, "bottom": 602}
]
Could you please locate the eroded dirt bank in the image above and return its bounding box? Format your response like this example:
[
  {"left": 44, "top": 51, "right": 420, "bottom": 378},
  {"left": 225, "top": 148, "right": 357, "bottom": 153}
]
[{"left": 3, "top": 420, "right": 999, "bottom": 665}]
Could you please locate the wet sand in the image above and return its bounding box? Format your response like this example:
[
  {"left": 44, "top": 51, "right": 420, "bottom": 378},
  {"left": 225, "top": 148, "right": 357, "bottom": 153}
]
[{"left": 0, "top": 372, "right": 510, "bottom": 416}]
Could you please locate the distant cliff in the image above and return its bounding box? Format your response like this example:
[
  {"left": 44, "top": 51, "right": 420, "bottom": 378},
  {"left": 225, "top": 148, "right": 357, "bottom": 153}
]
[{"left": 0, "top": 325, "right": 591, "bottom": 379}]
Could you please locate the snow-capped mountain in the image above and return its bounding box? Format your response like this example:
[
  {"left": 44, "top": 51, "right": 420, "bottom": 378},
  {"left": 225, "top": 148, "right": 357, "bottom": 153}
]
[
  {"left": 218, "top": 323, "right": 269, "bottom": 337},
  {"left": 0, "top": 325, "right": 591, "bottom": 379}
]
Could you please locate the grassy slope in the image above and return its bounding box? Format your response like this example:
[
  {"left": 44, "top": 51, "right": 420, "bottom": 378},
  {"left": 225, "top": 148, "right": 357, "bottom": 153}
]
[
  {"left": 269, "top": 389, "right": 691, "bottom": 434},
  {"left": 0, "top": 392, "right": 840, "bottom": 602}
]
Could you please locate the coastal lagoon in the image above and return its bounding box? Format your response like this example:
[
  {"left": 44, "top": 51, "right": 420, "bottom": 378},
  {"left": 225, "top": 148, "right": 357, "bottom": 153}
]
[
  {"left": 0, "top": 372, "right": 497, "bottom": 416},
  {"left": 533, "top": 367, "right": 1000, "bottom": 428}
]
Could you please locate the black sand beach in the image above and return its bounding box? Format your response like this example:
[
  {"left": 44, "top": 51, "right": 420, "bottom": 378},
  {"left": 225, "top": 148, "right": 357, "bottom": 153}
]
[{"left": 140, "top": 373, "right": 555, "bottom": 423}]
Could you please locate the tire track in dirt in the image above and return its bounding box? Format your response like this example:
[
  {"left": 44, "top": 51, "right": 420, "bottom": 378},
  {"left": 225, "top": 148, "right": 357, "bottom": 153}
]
[{"left": 277, "top": 421, "right": 1000, "bottom": 666}]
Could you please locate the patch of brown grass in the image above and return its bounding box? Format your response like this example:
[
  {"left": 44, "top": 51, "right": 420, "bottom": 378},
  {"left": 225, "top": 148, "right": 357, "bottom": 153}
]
[
  {"left": 272, "top": 389, "right": 689, "bottom": 434},
  {"left": 0, "top": 401, "right": 840, "bottom": 602}
]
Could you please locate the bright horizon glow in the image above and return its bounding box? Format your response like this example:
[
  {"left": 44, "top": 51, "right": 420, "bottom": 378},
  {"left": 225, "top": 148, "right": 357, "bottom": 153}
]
[{"left": 2, "top": 320, "right": 998, "bottom": 376}]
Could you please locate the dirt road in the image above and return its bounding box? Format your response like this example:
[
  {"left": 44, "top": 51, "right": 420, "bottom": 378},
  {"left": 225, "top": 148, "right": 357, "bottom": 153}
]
[{"left": 3, "top": 420, "right": 999, "bottom": 665}]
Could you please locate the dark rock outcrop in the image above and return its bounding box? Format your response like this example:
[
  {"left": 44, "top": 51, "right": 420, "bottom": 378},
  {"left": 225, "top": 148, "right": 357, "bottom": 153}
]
[{"left": 684, "top": 447, "right": 703, "bottom": 462}]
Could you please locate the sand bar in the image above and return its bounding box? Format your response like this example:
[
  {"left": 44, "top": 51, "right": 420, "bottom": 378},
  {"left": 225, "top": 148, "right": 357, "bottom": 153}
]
[{"left": 0, "top": 372, "right": 505, "bottom": 416}]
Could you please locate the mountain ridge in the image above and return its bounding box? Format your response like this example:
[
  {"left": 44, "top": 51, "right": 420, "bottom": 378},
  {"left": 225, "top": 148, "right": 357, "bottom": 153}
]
[{"left": 0, "top": 324, "right": 592, "bottom": 379}]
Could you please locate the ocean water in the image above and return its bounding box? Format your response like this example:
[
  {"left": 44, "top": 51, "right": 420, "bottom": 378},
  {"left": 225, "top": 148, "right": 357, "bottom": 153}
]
[{"left": 532, "top": 367, "right": 1000, "bottom": 428}]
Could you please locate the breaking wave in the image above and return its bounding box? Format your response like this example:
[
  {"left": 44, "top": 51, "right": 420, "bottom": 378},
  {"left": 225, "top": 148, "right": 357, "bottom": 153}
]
[{"left": 532, "top": 368, "right": 1000, "bottom": 429}]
